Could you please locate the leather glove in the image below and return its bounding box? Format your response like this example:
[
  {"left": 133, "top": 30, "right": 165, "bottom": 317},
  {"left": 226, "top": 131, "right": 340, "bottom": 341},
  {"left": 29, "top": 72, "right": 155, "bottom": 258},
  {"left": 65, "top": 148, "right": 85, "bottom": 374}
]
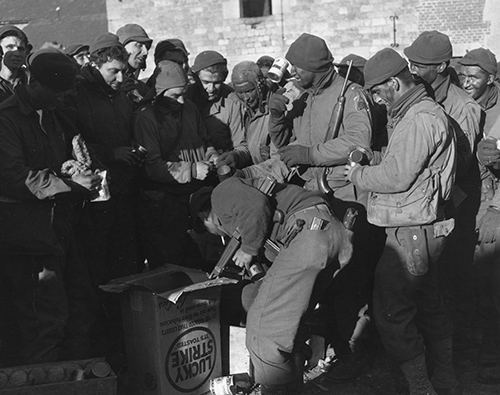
[
  {"left": 477, "top": 207, "right": 500, "bottom": 244},
  {"left": 217, "top": 151, "right": 238, "bottom": 169},
  {"left": 477, "top": 138, "right": 500, "bottom": 166},
  {"left": 4, "top": 50, "right": 26, "bottom": 70},
  {"left": 269, "top": 91, "right": 289, "bottom": 117},
  {"left": 278, "top": 145, "right": 311, "bottom": 167}
]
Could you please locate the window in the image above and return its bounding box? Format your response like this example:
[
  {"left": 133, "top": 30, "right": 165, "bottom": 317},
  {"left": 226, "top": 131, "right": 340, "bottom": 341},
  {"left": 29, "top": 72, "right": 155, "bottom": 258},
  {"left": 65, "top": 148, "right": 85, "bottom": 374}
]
[{"left": 240, "top": 0, "right": 272, "bottom": 18}]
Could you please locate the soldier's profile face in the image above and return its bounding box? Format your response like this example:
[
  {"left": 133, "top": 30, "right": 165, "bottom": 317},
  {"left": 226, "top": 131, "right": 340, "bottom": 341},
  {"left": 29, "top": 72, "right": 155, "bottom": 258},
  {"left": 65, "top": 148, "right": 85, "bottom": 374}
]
[
  {"left": 460, "top": 65, "right": 492, "bottom": 100},
  {"left": 370, "top": 81, "right": 395, "bottom": 108},
  {"left": 293, "top": 66, "right": 314, "bottom": 89},
  {"left": 408, "top": 61, "right": 440, "bottom": 84}
]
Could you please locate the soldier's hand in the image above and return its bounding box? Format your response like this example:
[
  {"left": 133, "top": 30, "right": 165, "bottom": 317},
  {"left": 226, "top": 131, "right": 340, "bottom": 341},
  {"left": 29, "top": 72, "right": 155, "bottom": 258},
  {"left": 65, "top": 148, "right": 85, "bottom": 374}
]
[
  {"left": 193, "top": 161, "right": 211, "bottom": 180},
  {"left": 232, "top": 248, "right": 253, "bottom": 269},
  {"left": 477, "top": 138, "right": 500, "bottom": 166},
  {"left": 269, "top": 92, "right": 289, "bottom": 117},
  {"left": 477, "top": 207, "right": 500, "bottom": 244},
  {"left": 217, "top": 151, "right": 238, "bottom": 169},
  {"left": 71, "top": 172, "right": 102, "bottom": 191},
  {"left": 4, "top": 50, "right": 26, "bottom": 70},
  {"left": 344, "top": 163, "right": 360, "bottom": 181},
  {"left": 279, "top": 145, "right": 311, "bottom": 167}
]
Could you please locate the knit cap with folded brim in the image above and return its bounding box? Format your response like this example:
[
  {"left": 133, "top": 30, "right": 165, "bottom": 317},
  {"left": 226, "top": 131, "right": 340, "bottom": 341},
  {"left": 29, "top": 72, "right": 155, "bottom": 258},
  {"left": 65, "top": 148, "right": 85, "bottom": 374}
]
[
  {"left": 364, "top": 48, "right": 408, "bottom": 89},
  {"left": 155, "top": 60, "right": 187, "bottom": 95},
  {"left": 191, "top": 50, "right": 227, "bottom": 73},
  {"left": 285, "top": 33, "right": 333, "bottom": 72},
  {"left": 28, "top": 48, "right": 78, "bottom": 92},
  {"left": 404, "top": 30, "right": 452, "bottom": 64},
  {"left": 90, "top": 33, "right": 123, "bottom": 55},
  {"left": 459, "top": 48, "right": 498, "bottom": 75}
]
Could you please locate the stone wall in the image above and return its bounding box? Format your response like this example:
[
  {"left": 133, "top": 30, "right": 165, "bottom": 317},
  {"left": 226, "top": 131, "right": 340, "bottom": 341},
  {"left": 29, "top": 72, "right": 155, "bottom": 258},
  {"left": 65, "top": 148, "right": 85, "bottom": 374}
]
[{"left": 105, "top": 0, "right": 500, "bottom": 77}]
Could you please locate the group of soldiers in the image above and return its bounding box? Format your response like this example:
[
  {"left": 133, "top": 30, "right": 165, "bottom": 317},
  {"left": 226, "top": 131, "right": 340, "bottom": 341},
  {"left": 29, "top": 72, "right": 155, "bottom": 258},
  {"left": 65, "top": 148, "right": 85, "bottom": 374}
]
[{"left": 0, "top": 20, "right": 498, "bottom": 395}]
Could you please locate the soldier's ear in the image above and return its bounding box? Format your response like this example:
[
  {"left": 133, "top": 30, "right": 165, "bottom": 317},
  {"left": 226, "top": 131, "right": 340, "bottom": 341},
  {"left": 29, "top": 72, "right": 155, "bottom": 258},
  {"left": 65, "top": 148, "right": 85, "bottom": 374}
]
[
  {"left": 437, "top": 62, "right": 447, "bottom": 73},
  {"left": 487, "top": 74, "right": 495, "bottom": 86},
  {"left": 389, "top": 77, "right": 400, "bottom": 91}
]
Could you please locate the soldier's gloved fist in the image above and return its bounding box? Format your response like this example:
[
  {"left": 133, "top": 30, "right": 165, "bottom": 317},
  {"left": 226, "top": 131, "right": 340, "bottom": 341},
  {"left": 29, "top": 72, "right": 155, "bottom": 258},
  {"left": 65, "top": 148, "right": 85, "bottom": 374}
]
[
  {"left": 217, "top": 151, "right": 238, "bottom": 169},
  {"left": 477, "top": 207, "right": 500, "bottom": 244},
  {"left": 477, "top": 138, "right": 500, "bottom": 166},
  {"left": 192, "top": 161, "right": 211, "bottom": 181},
  {"left": 269, "top": 92, "right": 289, "bottom": 117},
  {"left": 4, "top": 50, "right": 26, "bottom": 70},
  {"left": 279, "top": 145, "right": 311, "bottom": 167}
]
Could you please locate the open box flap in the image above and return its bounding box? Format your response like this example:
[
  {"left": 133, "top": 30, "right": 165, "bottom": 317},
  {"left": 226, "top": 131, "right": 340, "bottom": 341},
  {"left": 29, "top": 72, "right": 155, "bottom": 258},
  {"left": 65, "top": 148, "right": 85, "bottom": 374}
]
[{"left": 100, "top": 264, "right": 237, "bottom": 303}]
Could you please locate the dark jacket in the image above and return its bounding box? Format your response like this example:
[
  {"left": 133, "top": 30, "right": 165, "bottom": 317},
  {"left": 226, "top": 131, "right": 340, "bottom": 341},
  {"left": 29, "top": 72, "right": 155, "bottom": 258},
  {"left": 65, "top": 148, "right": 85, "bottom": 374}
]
[
  {"left": 72, "top": 65, "right": 137, "bottom": 195},
  {"left": 134, "top": 97, "right": 211, "bottom": 194}
]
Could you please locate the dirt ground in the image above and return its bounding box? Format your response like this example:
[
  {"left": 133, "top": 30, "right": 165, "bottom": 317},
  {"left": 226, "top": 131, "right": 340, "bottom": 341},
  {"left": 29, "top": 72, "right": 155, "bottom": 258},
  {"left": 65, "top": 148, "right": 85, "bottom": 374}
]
[{"left": 228, "top": 326, "right": 500, "bottom": 395}]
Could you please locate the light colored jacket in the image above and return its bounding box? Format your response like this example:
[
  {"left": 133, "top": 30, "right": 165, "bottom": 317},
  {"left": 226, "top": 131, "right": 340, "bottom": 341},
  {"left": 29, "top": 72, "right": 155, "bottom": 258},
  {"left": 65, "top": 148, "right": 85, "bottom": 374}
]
[{"left": 351, "top": 88, "right": 456, "bottom": 227}]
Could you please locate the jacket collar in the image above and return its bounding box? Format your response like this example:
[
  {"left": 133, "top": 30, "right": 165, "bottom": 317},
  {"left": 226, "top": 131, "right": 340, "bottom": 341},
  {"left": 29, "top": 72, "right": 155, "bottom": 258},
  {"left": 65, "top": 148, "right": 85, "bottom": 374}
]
[
  {"left": 431, "top": 72, "right": 450, "bottom": 104},
  {"left": 80, "top": 65, "right": 118, "bottom": 97},
  {"left": 389, "top": 83, "right": 429, "bottom": 122},
  {"left": 477, "top": 83, "right": 499, "bottom": 111},
  {"left": 310, "top": 66, "right": 337, "bottom": 96}
]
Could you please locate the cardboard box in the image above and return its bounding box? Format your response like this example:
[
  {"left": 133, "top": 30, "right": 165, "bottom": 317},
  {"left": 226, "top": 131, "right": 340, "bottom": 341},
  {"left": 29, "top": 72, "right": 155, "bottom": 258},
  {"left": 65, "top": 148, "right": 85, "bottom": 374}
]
[
  {"left": 102, "top": 265, "right": 236, "bottom": 395},
  {"left": 0, "top": 357, "right": 116, "bottom": 395}
]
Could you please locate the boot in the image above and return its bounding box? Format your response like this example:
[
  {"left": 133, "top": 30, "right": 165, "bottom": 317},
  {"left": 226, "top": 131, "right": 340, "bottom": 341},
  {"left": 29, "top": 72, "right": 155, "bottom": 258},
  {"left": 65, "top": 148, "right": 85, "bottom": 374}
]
[
  {"left": 428, "top": 337, "right": 462, "bottom": 395},
  {"left": 400, "top": 354, "right": 437, "bottom": 395}
]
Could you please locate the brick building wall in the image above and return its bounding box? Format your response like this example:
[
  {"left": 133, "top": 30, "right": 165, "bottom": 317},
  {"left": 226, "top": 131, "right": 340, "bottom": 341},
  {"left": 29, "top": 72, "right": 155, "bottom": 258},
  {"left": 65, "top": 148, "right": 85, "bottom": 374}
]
[{"left": 106, "top": 0, "right": 500, "bottom": 77}]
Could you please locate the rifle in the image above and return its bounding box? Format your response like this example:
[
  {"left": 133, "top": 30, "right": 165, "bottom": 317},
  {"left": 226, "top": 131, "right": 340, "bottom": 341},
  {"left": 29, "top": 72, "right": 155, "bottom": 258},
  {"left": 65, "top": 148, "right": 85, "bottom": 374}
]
[
  {"left": 318, "top": 60, "right": 353, "bottom": 195},
  {"left": 208, "top": 176, "right": 283, "bottom": 280}
]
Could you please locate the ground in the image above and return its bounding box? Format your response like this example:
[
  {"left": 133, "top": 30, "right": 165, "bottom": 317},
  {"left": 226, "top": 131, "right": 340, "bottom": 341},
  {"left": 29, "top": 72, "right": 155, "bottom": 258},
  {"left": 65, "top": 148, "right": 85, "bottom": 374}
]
[{"left": 227, "top": 327, "right": 500, "bottom": 395}]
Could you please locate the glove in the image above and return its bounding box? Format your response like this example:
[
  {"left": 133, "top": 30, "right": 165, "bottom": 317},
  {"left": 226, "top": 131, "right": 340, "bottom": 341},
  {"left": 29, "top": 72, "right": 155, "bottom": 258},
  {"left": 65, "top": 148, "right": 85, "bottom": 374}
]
[
  {"left": 268, "top": 92, "right": 289, "bottom": 117},
  {"left": 279, "top": 145, "right": 312, "bottom": 167},
  {"left": 477, "top": 207, "right": 500, "bottom": 244},
  {"left": 3, "top": 50, "right": 26, "bottom": 70},
  {"left": 217, "top": 151, "right": 238, "bottom": 169},
  {"left": 477, "top": 138, "right": 500, "bottom": 166}
]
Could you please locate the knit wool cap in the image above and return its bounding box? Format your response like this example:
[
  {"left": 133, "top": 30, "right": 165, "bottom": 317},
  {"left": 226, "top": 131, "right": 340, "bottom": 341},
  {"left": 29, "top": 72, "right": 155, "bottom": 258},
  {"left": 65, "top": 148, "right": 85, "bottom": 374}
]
[
  {"left": 155, "top": 60, "right": 187, "bottom": 95},
  {"left": 90, "top": 33, "right": 123, "bottom": 55},
  {"left": 191, "top": 50, "right": 227, "bottom": 73},
  {"left": 256, "top": 55, "right": 274, "bottom": 68},
  {"left": 231, "top": 61, "right": 262, "bottom": 92},
  {"left": 116, "top": 24, "right": 152, "bottom": 48},
  {"left": 459, "top": 48, "right": 498, "bottom": 75},
  {"left": 364, "top": 48, "right": 409, "bottom": 89},
  {"left": 154, "top": 40, "right": 187, "bottom": 65},
  {"left": 404, "top": 31, "right": 452, "bottom": 64},
  {"left": 65, "top": 44, "right": 89, "bottom": 57},
  {"left": 336, "top": 54, "right": 367, "bottom": 70},
  {"left": 166, "top": 38, "right": 189, "bottom": 56},
  {"left": 285, "top": 33, "right": 333, "bottom": 73},
  {"left": 28, "top": 48, "right": 77, "bottom": 92}
]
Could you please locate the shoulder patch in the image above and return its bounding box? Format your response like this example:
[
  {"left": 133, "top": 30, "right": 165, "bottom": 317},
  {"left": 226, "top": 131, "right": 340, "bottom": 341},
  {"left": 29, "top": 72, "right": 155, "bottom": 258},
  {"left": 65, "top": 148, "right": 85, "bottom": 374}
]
[{"left": 353, "top": 94, "right": 368, "bottom": 112}]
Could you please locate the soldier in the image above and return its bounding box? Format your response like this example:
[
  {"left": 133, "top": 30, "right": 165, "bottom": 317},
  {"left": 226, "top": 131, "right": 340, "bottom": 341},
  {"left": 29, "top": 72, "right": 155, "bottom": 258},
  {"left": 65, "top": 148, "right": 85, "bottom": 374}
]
[
  {"left": 116, "top": 23, "right": 153, "bottom": 105},
  {"left": 190, "top": 177, "right": 352, "bottom": 395},
  {"left": 0, "top": 25, "right": 31, "bottom": 102},
  {"left": 405, "top": 30, "right": 482, "bottom": 351},
  {"left": 459, "top": 48, "right": 500, "bottom": 385},
  {"left": 231, "top": 60, "right": 275, "bottom": 165},
  {"left": 65, "top": 43, "right": 90, "bottom": 67},
  {"left": 0, "top": 49, "right": 100, "bottom": 364},
  {"left": 188, "top": 50, "right": 251, "bottom": 168},
  {"left": 346, "top": 48, "right": 458, "bottom": 395},
  {"left": 266, "top": 33, "right": 381, "bottom": 380}
]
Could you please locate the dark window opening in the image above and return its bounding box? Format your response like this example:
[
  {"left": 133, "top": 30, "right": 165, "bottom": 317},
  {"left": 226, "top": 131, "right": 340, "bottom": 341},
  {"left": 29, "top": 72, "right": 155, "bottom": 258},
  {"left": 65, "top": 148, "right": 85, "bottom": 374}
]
[{"left": 240, "top": 0, "right": 272, "bottom": 18}]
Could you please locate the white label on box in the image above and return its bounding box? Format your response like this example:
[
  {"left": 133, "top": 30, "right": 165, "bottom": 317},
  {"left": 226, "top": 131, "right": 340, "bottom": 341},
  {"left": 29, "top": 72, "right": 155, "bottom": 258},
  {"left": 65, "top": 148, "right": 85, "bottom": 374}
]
[{"left": 165, "top": 326, "right": 217, "bottom": 392}]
